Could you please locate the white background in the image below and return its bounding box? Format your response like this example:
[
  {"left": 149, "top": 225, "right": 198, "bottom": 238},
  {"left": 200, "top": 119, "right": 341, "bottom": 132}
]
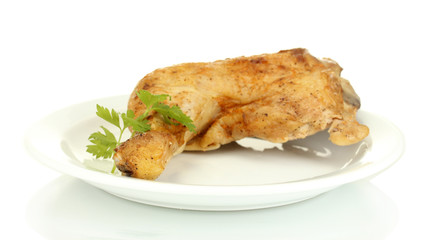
[{"left": 1, "top": 0, "right": 428, "bottom": 239}]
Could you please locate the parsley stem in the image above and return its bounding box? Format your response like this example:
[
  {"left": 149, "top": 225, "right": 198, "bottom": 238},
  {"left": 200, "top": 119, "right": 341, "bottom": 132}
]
[
  {"left": 117, "top": 127, "right": 125, "bottom": 145},
  {"left": 142, "top": 106, "right": 153, "bottom": 120},
  {"left": 111, "top": 126, "right": 126, "bottom": 174}
]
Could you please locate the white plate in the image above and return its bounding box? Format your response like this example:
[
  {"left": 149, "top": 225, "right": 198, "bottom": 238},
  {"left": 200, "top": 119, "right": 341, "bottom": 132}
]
[{"left": 25, "top": 95, "right": 405, "bottom": 211}]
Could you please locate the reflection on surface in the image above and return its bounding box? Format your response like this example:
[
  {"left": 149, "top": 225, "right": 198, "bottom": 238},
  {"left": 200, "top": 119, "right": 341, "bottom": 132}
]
[
  {"left": 27, "top": 176, "right": 397, "bottom": 240},
  {"left": 281, "top": 130, "right": 370, "bottom": 168}
]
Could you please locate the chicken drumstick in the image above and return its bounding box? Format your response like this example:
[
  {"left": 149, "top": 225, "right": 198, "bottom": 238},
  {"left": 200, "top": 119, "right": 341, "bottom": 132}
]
[{"left": 113, "top": 48, "right": 369, "bottom": 180}]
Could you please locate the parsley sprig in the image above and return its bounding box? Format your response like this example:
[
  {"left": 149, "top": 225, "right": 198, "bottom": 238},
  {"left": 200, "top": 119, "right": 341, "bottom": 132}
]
[{"left": 86, "top": 90, "right": 196, "bottom": 173}]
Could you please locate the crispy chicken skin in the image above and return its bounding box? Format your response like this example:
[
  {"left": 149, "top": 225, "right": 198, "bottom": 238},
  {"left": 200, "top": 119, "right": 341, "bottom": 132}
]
[{"left": 113, "top": 48, "right": 369, "bottom": 180}]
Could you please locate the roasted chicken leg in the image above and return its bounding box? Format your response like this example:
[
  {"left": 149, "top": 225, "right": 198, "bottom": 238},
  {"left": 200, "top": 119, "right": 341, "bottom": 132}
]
[{"left": 113, "top": 48, "right": 369, "bottom": 180}]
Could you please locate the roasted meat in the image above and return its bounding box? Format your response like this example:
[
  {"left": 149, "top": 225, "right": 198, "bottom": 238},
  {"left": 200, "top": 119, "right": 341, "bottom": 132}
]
[{"left": 113, "top": 48, "right": 369, "bottom": 180}]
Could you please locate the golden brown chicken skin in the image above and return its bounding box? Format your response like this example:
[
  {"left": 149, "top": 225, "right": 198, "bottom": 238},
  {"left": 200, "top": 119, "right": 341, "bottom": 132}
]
[{"left": 113, "top": 48, "right": 369, "bottom": 180}]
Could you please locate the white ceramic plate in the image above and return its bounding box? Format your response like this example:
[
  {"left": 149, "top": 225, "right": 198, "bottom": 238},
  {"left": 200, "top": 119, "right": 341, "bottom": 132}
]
[{"left": 25, "top": 95, "right": 405, "bottom": 211}]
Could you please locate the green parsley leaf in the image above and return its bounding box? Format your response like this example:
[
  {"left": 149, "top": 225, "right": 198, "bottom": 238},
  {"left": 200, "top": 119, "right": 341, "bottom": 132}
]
[
  {"left": 86, "top": 126, "right": 117, "bottom": 159},
  {"left": 136, "top": 90, "right": 170, "bottom": 109},
  {"left": 152, "top": 102, "right": 196, "bottom": 132},
  {"left": 96, "top": 104, "right": 120, "bottom": 128},
  {"left": 121, "top": 110, "right": 151, "bottom": 133}
]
